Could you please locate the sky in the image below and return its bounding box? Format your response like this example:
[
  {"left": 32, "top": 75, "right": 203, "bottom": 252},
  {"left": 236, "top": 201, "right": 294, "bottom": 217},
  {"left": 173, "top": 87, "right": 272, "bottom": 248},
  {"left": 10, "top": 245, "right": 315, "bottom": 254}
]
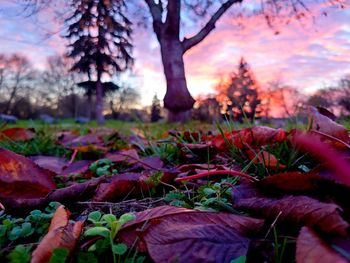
[{"left": 1, "top": 0, "right": 350, "bottom": 106}]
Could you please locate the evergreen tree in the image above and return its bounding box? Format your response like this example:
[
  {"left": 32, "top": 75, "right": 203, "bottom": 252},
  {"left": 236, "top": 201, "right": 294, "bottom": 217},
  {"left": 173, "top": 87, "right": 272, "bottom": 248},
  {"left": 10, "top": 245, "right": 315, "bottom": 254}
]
[
  {"left": 65, "top": 0, "right": 133, "bottom": 125},
  {"left": 218, "top": 58, "right": 261, "bottom": 122},
  {"left": 150, "top": 94, "right": 161, "bottom": 122}
]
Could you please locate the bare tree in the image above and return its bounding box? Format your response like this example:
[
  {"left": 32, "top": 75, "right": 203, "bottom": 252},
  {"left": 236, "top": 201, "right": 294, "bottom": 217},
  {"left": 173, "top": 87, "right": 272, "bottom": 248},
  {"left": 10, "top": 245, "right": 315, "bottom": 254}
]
[
  {"left": 108, "top": 84, "right": 140, "bottom": 118},
  {"left": 0, "top": 54, "right": 36, "bottom": 115},
  {"left": 41, "top": 55, "right": 80, "bottom": 118}
]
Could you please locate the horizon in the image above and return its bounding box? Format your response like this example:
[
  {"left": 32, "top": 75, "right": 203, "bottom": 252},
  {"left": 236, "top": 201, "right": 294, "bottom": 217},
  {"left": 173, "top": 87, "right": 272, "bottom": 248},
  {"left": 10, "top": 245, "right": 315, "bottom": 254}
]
[{"left": 1, "top": 0, "right": 350, "bottom": 107}]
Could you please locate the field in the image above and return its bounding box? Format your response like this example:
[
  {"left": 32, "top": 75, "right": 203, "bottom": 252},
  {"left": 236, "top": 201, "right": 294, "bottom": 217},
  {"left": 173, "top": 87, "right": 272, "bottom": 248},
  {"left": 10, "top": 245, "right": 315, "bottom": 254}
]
[{"left": 0, "top": 108, "right": 350, "bottom": 263}]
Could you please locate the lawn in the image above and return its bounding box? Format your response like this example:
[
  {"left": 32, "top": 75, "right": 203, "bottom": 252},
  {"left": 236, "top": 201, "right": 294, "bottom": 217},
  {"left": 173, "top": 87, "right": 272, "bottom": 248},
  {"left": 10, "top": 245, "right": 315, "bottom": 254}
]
[{"left": 0, "top": 108, "right": 349, "bottom": 263}]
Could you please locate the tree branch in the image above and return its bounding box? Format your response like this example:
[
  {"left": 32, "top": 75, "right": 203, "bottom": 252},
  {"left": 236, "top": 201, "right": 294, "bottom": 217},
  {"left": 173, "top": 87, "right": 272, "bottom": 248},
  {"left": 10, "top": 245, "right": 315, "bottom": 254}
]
[
  {"left": 144, "top": 0, "right": 164, "bottom": 38},
  {"left": 182, "top": 0, "right": 242, "bottom": 52},
  {"left": 164, "top": 0, "right": 181, "bottom": 36}
]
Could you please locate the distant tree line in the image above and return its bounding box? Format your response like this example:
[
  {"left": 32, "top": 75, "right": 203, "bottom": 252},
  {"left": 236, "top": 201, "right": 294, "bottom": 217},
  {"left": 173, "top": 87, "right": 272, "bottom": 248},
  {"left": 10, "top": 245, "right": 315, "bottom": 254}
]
[
  {"left": 0, "top": 53, "right": 145, "bottom": 121},
  {"left": 193, "top": 57, "right": 350, "bottom": 123}
]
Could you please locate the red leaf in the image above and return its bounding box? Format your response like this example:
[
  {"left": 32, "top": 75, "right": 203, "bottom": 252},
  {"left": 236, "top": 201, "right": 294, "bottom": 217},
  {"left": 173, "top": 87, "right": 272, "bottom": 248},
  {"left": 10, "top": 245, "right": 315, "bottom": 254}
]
[
  {"left": 234, "top": 195, "right": 349, "bottom": 236},
  {"left": 296, "top": 227, "right": 348, "bottom": 263},
  {"left": 31, "top": 205, "right": 83, "bottom": 263},
  {"left": 309, "top": 106, "right": 349, "bottom": 143},
  {"left": 0, "top": 127, "right": 35, "bottom": 141},
  {"left": 0, "top": 148, "right": 56, "bottom": 199},
  {"left": 118, "top": 206, "right": 264, "bottom": 262},
  {"left": 206, "top": 126, "right": 286, "bottom": 150},
  {"left": 293, "top": 132, "right": 350, "bottom": 187},
  {"left": 257, "top": 172, "right": 324, "bottom": 192}
]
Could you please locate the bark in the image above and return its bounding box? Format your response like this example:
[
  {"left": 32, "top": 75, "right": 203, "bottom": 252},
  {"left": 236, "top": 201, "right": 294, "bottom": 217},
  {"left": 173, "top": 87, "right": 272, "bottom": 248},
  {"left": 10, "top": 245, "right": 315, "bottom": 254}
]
[
  {"left": 87, "top": 92, "right": 92, "bottom": 120},
  {"left": 96, "top": 78, "right": 105, "bottom": 125},
  {"left": 5, "top": 85, "right": 18, "bottom": 114},
  {"left": 160, "top": 38, "right": 195, "bottom": 121}
]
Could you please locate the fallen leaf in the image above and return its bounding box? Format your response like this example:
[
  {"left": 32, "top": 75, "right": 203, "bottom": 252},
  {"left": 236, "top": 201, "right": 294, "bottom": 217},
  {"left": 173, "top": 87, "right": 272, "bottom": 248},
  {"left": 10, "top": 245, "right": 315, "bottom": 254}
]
[
  {"left": 2, "top": 177, "right": 105, "bottom": 212},
  {"left": 316, "top": 106, "right": 337, "bottom": 121},
  {"left": 93, "top": 172, "right": 152, "bottom": 201},
  {"left": 293, "top": 132, "right": 350, "bottom": 187},
  {"left": 308, "top": 106, "right": 349, "bottom": 143},
  {"left": 139, "top": 156, "right": 164, "bottom": 170},
  {"left": 118, "top": 206, "right": 264, "bottom": 263},
  {"left": 206, "top": 126, "right": 286, "bottom": 150},
  {"left": 31, "top": 156, "right": 68, "bottom": 174},
  {"left": 233, "top": 195, "right": 349, "bottom": 236},
  {"left": 61, "top": 133, "right": 102, "bottom": 147},
  {"left": 31, "top": 205, "right": 83, "bottom": 263},
  {"left": 0, "top": 148, "right": 56, "bottom": 199},
  {"left": 60, "top": 160, "right": 92, "bottom": 177},
  {"left": 106, "top": 149, "right": 140, "bottom": 165},
  {"left": 0, "top": 127, "right": 35, "bottom": 141},
  {"left": 257, "top": 172, "right": 324, "bottom": 192},
  {"left": 59, "top": 133, "right": 107, "bottom": 153},
  {"left": 296, "top": 227, "right": 348, "bottom": 263},
  {"left": 246, "top": 150, "right": 286, "bottom": 169}
]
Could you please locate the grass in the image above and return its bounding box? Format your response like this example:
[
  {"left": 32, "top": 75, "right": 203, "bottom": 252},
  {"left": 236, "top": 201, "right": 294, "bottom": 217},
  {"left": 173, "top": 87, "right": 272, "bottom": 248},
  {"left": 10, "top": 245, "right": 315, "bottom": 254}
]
[
  {"left": 4, "top": 119, "right": 217, "bottom": 138},
  {"left": 1, "top": 116, "right": 346, "bottom": 262}
]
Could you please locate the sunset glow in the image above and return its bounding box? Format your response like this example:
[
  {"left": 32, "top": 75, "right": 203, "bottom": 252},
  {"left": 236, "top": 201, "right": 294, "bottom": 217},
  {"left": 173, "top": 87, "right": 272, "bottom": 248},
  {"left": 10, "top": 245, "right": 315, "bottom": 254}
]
[{"left": 1, "top": 1, "right": 350, "bottom": 107}]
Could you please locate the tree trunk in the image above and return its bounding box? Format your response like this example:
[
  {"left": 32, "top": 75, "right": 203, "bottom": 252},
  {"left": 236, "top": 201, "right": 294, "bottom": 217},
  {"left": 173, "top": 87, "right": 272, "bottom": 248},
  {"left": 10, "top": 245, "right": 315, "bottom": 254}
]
[
  {"left": 87, "top": 92, "right": 92, "bottom": 120},
  {"left": 5, "top": 86, "right": 18, "bottom": 114},
  {"left": 96, "top": 79, "right": 105, "bottom": 125},
  {"left": 160, "top": 38, "right": 195, "bottom": 122}
]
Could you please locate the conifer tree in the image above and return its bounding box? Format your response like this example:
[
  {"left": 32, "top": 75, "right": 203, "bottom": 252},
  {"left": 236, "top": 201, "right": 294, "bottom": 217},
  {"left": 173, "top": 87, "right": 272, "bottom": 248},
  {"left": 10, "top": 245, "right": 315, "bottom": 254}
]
[
  {"left": 65, "top": 0, "right": 133, "bottom": 125},
  {"left": 151, "top": 94, "right": 161, "bottom": 122},
  {"left": 218, "top": 58, "right": 261, "bottom": 122}
]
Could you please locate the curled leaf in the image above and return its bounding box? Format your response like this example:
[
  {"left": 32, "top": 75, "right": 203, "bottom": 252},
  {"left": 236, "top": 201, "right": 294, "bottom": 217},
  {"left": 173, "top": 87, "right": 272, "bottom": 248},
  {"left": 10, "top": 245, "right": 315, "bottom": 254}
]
[{"left": 31, "top": 205, "right": 83, "bottom": 263}]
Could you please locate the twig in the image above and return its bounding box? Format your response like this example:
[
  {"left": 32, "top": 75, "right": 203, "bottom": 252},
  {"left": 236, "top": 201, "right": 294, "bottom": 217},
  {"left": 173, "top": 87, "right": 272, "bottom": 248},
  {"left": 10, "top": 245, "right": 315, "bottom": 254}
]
[
  {"left": 69, "top": 149, "right": 78, "bottom": 164},
  {"left": 175, "top": 170, "right": 258, "bottom": 182},
  {"left": 159, "top": 180, "right": 177, "bottom": 191},
  {"left": 264, "top": 211, "right": 282, "bottom": 239}
]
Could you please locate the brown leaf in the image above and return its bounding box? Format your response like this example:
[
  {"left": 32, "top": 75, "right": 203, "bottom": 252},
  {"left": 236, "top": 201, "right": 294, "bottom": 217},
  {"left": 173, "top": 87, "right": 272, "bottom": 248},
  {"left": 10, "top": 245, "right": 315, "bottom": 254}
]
[
  {"left": 49, "top": 176, "right": 106, "bottom": 203},
  {"left": 118, "top": 206, "right": 264, "bottom": 262},
  {"left": 60, "top": 160, "right": 92, "bottom": 177},
  {"left": 60, "top": 133, "right": 107, "bottom": 153},
  {"left": 0, "top": 148, "right": 56, "bottom": 199},
  {"left": 61, "top": 133, "right": 102, "bottom": 147},
  {"left": 309, "top": 106, "right": 349, "bottom": 143},
  {"left": 31, "top": 205, "right": 83, "bottom": 263},
  {"left": 0, "top": 127, "right": 35, "bottom": 141},
  {"left": 93, "top": 172, "right": 152, "bottom": 201},
  {"left": 31, "top": 156, "right": 68, "bottom": 174},
  {"left": 106, "top": 149, "right": 140, "bottom": 165},
  {"left": 2, "top": 177, "right": 105, "bottom": 213},
  {"left": 234, "top": 195, "right": 349, "bottom": 236},
  {"left": 139, "top": 156, "right": 164, "bottom": 170},
  {"left": 296, "top": 227, "right": 348, "bottom": 263},
  {"left": 246, "top": 150, "right": 286, "bottom": 169}
]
